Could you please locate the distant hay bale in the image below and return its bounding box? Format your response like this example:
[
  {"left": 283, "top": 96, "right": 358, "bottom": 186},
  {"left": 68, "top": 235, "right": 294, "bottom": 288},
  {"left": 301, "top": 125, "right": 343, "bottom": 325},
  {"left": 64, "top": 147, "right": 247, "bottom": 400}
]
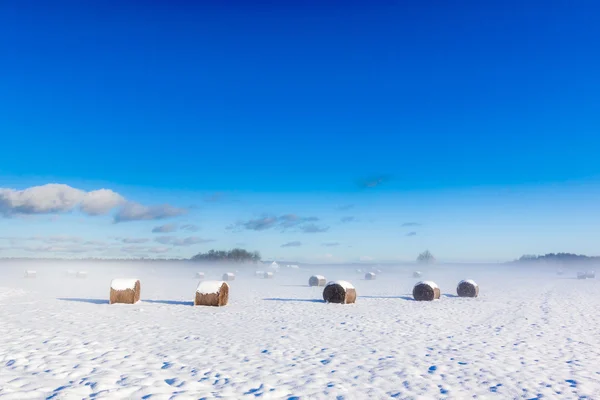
[
  {"left": 66, "top": 270, "right": 76, "bottom": 277},
  {"left": 577, "top": 272, "right": 587, "bottom": 280},
  {"left": 365, "top": 272, "right": 376, "bottom": 280},
  {"left": 413, "top": 271, "right": 422, "bottom": 278},
  {"left": 109, "top": 279, "right": 141, "bottom": 304},
  {"left": 255, "top": 271, "right": 264, "bottom": 277},
  {"left": 413, "top": 281, "right": 440, "bottom": 301},
  {"left": 222, "top": 272, "right": 235, "bottom": 281},
  {"left": 24, "top": 270, "right": 37, "bottom": 278},
  {"left": 194, "top": 280, "right": 229, "bottom": 307},
  {"left": 323, "top": 281, "right": 356, "bottom": 304},
  {"left": 76, "top": 271, "right": 88, "bottom": 279},
  {"left": 195, "top": 272, "right": 205, "bottom": 279},
  {"left": 309, "top": 275, "right": 326, "bottom": 287},
  {"left": 586, "top": 271, "right": 595, "bottom": 279},
  {"left": 263, "top": 271, "right": 274, "bottom": 279},
  {"left": 457, "top": 279, "right": 479, "bottom": 298},
  {"left": 356, "top": 269, "right": 362, "bottom": 273}
]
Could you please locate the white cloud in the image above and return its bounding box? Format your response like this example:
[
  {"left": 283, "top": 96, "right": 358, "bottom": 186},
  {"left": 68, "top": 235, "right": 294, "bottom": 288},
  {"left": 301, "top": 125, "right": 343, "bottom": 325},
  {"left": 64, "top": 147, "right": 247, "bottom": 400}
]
[
  {"left": 152, "top": 223, "right": 178, "bottom": 233},
  {"left": 114, "top": 202, "right": 187, "bottom": 223},
  {"left": 121, "top": 238, "right": 150, "bottom": 244},
  {"left": 154, "top": 236, "right": 214, "bottom": 246},
  {"left": 0, "top": 184, "right": 125, "bottom": 216}
]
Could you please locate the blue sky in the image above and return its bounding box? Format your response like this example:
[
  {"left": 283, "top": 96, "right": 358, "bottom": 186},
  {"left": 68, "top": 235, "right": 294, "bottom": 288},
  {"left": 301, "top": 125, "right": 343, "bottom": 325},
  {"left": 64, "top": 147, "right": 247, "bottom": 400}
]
[{"left": 1, "top": 1, "right": 599, "bottom": 262}]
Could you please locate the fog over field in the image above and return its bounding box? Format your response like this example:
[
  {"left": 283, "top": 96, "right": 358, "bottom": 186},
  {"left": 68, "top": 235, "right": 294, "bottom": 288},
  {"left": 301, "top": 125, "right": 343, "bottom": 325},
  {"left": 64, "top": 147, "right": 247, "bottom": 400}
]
[{"left": 1, "top": 260, "right": 599, "bottom": 399}]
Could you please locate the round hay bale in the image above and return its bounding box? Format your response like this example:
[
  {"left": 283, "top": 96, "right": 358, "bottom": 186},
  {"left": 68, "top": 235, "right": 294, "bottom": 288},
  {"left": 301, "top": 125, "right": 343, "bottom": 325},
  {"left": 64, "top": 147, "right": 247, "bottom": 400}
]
[
  {"left": 586, "top": 271, "right": 595, "bottom": 279},
  {"left": 309, "top": 275, "right": 326, "bottom": 287},
  {"left": 323, "top": 281, "right": 356, "bottom": 304},
  {"left": 76, "top": 271, "right": 88, "bottom": 279},
  {"left": 577, "top": 271, "right": 587, "bottom": 280},
  {"left": 195, "top": 272, "right": 205, "bottom": 279},
  {"left": 263, "top": 271, "right": 274, "bottom": 279},
  {"left": 457, "top": 279, "right": 479, "bottom": 298},
  {"left": 222, "top": 272, "right": 235, "bottom": 281},
  {"left": 24, "top": 270, "right": 37, "bottom": 279},
  {"left": 194, "top": 280, "right": 229, "bottom": 307},
  {"left": 365, "top": 272, "right": 376, "bottom": 280},
  {"left": 255, "top": 271, "right": 264, "bottom": 277},
  {"left": 413, "top": 271, "right": 422, "bottom": 278},
  {"left": 110, "top": 279, "right": 141, "bottom": 304},
  {"left": 413, "top": 281, "right": 440, "bottom": 301}
]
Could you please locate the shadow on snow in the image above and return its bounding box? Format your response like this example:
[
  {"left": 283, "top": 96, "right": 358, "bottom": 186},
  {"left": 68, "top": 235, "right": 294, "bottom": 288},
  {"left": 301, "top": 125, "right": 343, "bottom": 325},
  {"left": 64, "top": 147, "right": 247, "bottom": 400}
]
[
  {"left": 57, "top": 298, "right": 194, "bottom": 306},
  {"left": 57, "top": 298, "right": 109, "bottom": 305},
  {"left": 263, "top": 298, "right": 324, "bottom": 303}
]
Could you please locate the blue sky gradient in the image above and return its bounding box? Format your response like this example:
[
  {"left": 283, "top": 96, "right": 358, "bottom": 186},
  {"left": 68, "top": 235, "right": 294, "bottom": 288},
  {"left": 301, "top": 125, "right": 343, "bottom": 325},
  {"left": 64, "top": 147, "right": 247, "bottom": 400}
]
[{"left": 1, "top": 1, "right": 599, "bottom": 262}]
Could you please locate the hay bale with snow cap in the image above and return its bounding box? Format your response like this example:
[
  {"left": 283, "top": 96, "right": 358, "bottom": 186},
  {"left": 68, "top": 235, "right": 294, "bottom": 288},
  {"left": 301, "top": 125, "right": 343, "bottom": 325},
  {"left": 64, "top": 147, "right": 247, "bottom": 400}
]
[
  {"left": 586, "top": 271, "right": 595, "bottom": 279},
  {"left": 222, "top": 272, "right": 235, "bottom": 281},
  {"left": 577, "top": 272, "right": 587, "bottom": 280},
  {"left": 365, "top": 272, "right": 376, "bottom": 280},
  {"left": 194, "top": 280, "right": 229, "bottom": 307},
  {"left": 195, "top": 272, "right": 205, "bottom": 279},
  {"left": 413, "top": 281, "right": 440, "bottom": 301},
  {"left": 323, "top": 281, "right": 356, "bottom": 304},
  {"left": 24, "top": 270, "right": 37, "bottom": 279},
  {"left": 109, "top": 279, "right": 140, "bottom": 304},
  {"left": 309, "top": 275, "right": 326, "bottom": 287},
  {"left": 413, "top": 271, "right": 422, "bottom": 278},
  {"left": 263, "top": 271, "right": 274, "bottom": 279},
  {"left": 457, "top": 279, "right": 479, "bottom": 298}
]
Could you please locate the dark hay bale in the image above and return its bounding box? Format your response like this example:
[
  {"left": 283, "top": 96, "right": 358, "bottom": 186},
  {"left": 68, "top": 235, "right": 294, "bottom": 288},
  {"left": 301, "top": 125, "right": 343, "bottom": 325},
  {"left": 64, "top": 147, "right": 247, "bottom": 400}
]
[
  {"left": 413, "top": 281, "right": 440, "bottom": 301},
  {"left": 586, "top": 271, "right": 595, "bottom": 279},
  {"left": 457, "top": 280, "right": 479, "bottom": 298},
  {"left": 264, "top": 272, "right": 274, "bottom": 279},
  {"left": 577, "top": 272, "right": 587, "bottom": 280},
  {"left": 413, "top": 271, "right": 422, "bottom": 278},
  {"left": 109, "top": 279, "right": 141, "bottom": 304},
  {"left": 309, "top": 275, "right": 326, "bottom": 287},
  {"left": 194, "top": 281, "right": 229, "bottom": 307},
  {"left": 365, "top": 272, "right": 376, "bottom": 280},
  {"left": 322, "top": 281, "right": 356, "bottom": 304},
  {"left": 222, "top": 272, "right": 235, "bottom": 281}
]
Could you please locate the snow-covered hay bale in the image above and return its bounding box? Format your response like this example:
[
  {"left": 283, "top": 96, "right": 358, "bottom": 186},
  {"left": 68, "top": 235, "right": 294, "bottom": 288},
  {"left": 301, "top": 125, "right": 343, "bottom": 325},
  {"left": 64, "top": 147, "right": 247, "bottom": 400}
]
[
  {"left": 577, "top": 272, "right": 587, "bottom": 280},
  {"left": 413, "top": 281, "right": 440, "bottom": 301},
  {"left": 24, "top": 270, "right": 37, "bottom": 278},
  {"left": 76, "top": 271, "right": 88, "bottom": 279},
  {"left": 109, "top": 279, "right": 141, "bottom": 304},
  {"left": 255, "top": 271, "right": 264, "bottom": 277},
  {"left": 457, "top": 279, "right": 479, "bottom": 298},
  {"left": 309, "top": 275, "right": 326, "bottom": 287},
  {"left": 323, "top": 281, "right": 356, "bottom": 304},
  {"left": 586, "top": 271, "right": 595, "bottom": 279},
  {"left": 195, "top": 272, "right": 205, "bottom": 279},
  {"left": 66, "top": 270, "right": 76, "bottom": 277},
  {"left": 194, "top": 280, "right": 229, "bottom": 307},
  {"left": 413, "top": 271, "right": 422, "bottom": 278},
  {"left": 365, "top": 272, "right": 376, "bottom": 280},
  {"left": 263, "top": 271, "right": 274, "bottom": 279},
  {"left": 222, "top": 272, "right": 235, "bottom": 281}
]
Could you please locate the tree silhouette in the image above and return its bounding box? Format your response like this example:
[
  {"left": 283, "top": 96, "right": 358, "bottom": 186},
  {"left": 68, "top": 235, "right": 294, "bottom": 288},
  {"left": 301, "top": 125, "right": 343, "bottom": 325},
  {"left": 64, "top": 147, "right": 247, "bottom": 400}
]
[
  {"left": 191, "top": 248, "right": 261, "bottom": 263},
  {"left": 417, "top": 250, "right": 435, "bottom": 264}
]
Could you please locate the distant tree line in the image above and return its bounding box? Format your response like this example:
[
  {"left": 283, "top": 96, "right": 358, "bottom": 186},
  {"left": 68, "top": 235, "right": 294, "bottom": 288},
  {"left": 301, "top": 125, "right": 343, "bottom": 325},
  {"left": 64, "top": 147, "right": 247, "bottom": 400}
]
[
  {"left": 190, "top": 248, "right": 261, "bottom": 263},
  {"left": 417, "top": 250, "right": 436, "bottom": 264},
  {"left": 515, "top": 253, "right": 599, "bottom": 264}
]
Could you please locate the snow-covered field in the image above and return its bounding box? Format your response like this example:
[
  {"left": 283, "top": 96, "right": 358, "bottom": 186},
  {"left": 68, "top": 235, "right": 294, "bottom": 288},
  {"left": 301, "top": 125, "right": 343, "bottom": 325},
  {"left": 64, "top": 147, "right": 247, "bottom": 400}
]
[{"left": 1, "top": 261, "right": 599, "bottom": 399}]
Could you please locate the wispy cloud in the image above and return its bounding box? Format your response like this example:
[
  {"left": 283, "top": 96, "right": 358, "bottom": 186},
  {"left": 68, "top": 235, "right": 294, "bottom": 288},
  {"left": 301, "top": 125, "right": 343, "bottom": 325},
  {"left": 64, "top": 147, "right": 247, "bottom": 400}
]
[
  {"left": 300, "top": 223, "right": 329, "bottom": 233},
  {"left": 340, "top": 216, "right": 356, "bottom": 223},
  {"left": 180, "top": 224, "right": 199, "bottom": 232},
  {"left": 0, "top": 184, "right": 125, "bottom": 217},
  {"left": 356, "top": 174, "right": 391, "bottom": 189},
  {"left": 336, "top": 204, "right": 355, "bottom": 211},
  {"left": 114, "top": 202, "right": 187, "bottom": 223},
  {"left": 121, "top": 238, "right": 150, "bottom": 244},
  {"left": 406, "top": 231, "right": 417, "bottom": 237},
  {"left": 401, "top": 222, "right": 421, "bottom": 227},
  {"left": 322, "top": 242, "right": 340, "bottom": 247},
  {"left": 152, "top": 223, "right": 178, "bottom": 233},
  {"left": 154, "top": 236, "right": 214, "bottom": 246},
  {"left": 281, "top": 241, "right": 302, "bottom": 248},
  {"left": 204, "top": 192, "right": 226, "bottom": 203},
  {"left": 229, "top": 214, "right": 328, "bottom": 233}
]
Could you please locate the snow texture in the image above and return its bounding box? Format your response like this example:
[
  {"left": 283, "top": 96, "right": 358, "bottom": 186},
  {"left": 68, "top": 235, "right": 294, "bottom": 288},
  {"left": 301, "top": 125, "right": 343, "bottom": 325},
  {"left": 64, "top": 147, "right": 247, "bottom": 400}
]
[
  {"left": 416, "top": 280, "right": 439, "bottom": 289},
  {"left": 110, "top": 278, "right": 139, "bottom": 291},
  {"left": 196, "top": 280, "right": 226, "bottom": 295},
  {"left": 1, "top": 262, "right": 600, "bottom": 399},
  {"left": 326, "top": 280, "right": 355, "bottom": 290},
  {"left": 459, "top": 279, "right": 478, "bottom": 286}
]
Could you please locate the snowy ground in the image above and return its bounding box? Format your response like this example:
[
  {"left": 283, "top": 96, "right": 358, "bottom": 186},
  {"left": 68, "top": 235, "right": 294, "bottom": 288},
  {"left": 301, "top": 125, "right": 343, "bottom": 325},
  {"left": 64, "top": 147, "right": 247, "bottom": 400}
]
[{"left": 1, "top": 261, "right": 599, "bottom": 399}]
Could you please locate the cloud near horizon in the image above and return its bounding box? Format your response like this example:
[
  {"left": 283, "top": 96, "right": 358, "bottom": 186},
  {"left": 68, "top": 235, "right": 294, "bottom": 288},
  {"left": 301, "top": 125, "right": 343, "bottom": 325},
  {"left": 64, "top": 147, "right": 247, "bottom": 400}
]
[
  {"left": 114, "top": 202, "right": 187, "bottom": 223},
  {"left": 154, "top": 236, "right": 214, "bottom": 246},
  {"left": 281, "top": 241, "right": 302, "bottom": 248},
  {"left": 229, "top": 214, "right": 329, "bottom": 233}
]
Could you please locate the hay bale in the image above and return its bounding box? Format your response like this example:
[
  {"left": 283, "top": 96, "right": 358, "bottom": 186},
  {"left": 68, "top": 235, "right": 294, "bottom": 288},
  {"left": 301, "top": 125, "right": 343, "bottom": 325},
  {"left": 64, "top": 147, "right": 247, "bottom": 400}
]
[
  {"left": 413, "top": 271, "right": 422, "bottom": 278},
  {"left": 194, "top": 280, "right": 229, "bottom": 307},
  {"left": 76, "top": 271, "right": 88, "bottom": 279},
  {"left": 577, "top": 271, "right": 587, "bottom": 280},
  {"left": 255, "top": 271, "right": 264, "bottom": 277},
  {"left": 365, "top": 272, "right": 376, "bottom": 280},
  {"left": 66, "top": 270, "right": 76, "bottom": 277},
  {"left": 309, "top": 275, "right": 326, "bottom": 287},
  {"left": 413, "top": 281, "right": 440, "bottom": 301},
  {"left": 195, "top": 272, "right": 205, "bottom": 279},
  {"left": 586, "top": 271, "right": 595, "bottom": 279},
  {"left": 323, "top": 281, "right": 356, "bottom": 304},
  {"left": 24, "top": 270, "right": 37, "bottom": 278},
  {"left": 222, "top": 272, "right": 235, "bottom": 281},
  {"left": 263, "top": 271, "right": 274, "bottom": 279},
  {"left": 109, "top": 279, "right": 141, "bottom": 304},
  {"left": 457, "top": 279, "right": 479, "bottom": 298}
]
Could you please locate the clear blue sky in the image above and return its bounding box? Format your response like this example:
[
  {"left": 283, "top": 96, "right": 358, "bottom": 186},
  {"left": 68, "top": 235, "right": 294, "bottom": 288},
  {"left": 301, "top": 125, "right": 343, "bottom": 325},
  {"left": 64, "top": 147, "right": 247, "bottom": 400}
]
[{"left": 1, "top": 1, "right": 599, "bottom": 262}]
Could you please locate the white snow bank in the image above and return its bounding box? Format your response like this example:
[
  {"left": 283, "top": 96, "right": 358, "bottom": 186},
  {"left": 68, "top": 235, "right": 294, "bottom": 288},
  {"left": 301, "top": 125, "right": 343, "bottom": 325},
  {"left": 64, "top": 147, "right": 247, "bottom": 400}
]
[
  {"left": 416, "top": 281, "right": 439, "bottom": 289},
  {"left": 110, "top": 279, "right": 139, "bottom": 291},
  {"left": 196, "top": 280, "right": 227, "bottom": 295},
  {"left": 459, "top": 279, "right": 477, "bottom": 286},
  {"left": 326, "top": 280, "right": 354, "bottom": 290}
]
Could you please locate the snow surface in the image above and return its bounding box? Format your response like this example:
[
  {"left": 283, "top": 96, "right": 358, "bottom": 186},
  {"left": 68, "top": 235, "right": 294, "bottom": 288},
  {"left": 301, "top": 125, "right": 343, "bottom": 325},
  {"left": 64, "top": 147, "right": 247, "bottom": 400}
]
[
  {"left": 459, "top": 279, "right": 477, "bottom": 286},
  {"left": 416, "top": 280, "right": 439, "bottom": 289},
  {"left": 196, "top": 280, "right": 226, "bottom": 295},
  {"left": 110, "top": 278, "right": 138, "bottom": 291},
  {"left": 326, "top": 280, "right": 355, "bottom": 290},
  {"left": 1, "top": 261, "right": 600, "bottom": 399}
]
